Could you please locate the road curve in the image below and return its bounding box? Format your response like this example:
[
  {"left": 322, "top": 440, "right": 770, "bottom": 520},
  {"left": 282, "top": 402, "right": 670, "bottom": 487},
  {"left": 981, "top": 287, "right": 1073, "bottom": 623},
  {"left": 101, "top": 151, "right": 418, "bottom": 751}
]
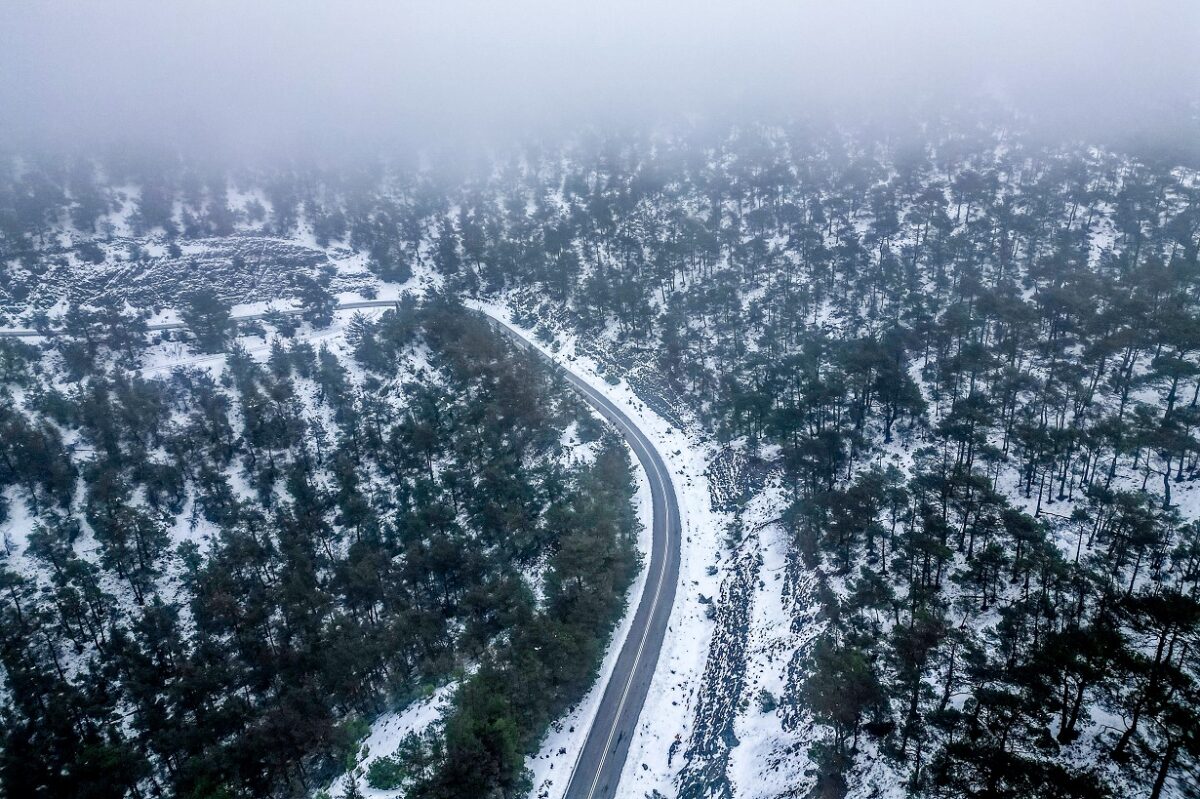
[
  {"left": 479, "top": 311, "right": 681, "bottom": 799},
  {"left": 1, "top": 300, "right": 684, "bottom": 798}
]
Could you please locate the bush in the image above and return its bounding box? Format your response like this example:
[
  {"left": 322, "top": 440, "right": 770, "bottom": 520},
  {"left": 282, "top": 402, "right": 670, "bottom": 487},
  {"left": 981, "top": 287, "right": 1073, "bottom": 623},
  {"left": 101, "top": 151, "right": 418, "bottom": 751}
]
[{"left": 366, "top": 755, "right": 407, "bottom": 791}]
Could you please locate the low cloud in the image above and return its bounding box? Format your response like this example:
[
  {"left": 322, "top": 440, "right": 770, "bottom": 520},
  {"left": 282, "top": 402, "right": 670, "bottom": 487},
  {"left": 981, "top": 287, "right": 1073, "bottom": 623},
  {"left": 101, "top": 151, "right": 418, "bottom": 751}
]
[{"left": 1, "top": 0, "right": 1196, "bottom": 154}]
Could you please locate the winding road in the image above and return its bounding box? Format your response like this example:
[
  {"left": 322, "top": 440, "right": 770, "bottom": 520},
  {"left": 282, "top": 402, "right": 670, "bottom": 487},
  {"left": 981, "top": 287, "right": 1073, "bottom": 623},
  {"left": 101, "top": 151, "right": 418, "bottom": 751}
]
[
  {"left": 1, "top": 300, "right": 684, "bottom": 799},
  {"left": 480, "top": 311, "right": 681, "bottom": 799}
]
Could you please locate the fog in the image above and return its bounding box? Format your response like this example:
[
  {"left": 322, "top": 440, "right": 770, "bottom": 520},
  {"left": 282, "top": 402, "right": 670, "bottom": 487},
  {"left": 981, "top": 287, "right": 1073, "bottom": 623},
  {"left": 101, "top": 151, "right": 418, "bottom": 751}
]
[{"left": 1, "top": 0, "right": 1197, "bottom": 155}]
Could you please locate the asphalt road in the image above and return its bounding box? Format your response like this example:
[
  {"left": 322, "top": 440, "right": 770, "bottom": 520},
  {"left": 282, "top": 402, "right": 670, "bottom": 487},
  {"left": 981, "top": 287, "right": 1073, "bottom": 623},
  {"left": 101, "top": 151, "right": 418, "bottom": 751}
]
[
  {"left": 1, "top": 300, "right": 685, "bottom": 798},
  {"left": 480, "top": 312, "right": 681, "bottom": 799}
]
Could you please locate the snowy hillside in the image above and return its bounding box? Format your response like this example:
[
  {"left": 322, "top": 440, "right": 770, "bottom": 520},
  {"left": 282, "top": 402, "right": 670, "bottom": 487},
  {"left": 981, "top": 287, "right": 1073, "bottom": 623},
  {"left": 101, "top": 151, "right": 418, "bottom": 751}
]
[{"left": 2, "top": 116, "right": 1200, "bottom": 799}]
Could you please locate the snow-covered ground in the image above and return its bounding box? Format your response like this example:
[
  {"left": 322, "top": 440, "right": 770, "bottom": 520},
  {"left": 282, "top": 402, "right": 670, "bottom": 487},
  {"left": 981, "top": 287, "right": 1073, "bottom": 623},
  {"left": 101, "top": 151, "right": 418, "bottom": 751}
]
[
  {"left": 328, "top": 684, "right": 457, "bottom": 799},
  {"left": 0, "top": 486, "right": 35, "bottom": 568},
  {"left": 725, "top": 483, "right": 819, "bottom": 799}
]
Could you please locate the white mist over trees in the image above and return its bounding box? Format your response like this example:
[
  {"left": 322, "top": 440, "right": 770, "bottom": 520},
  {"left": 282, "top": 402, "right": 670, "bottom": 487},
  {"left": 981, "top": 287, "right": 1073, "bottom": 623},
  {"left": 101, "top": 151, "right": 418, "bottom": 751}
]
[{"left": 1, "top": 0, "right": 1197, "bottom": 154}]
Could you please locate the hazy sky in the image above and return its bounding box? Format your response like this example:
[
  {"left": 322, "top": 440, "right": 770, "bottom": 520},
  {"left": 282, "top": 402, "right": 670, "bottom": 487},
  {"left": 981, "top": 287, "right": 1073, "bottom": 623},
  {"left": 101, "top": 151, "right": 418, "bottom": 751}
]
[{"left": 1, "top": 1, "right": 1196, "bottom": 153}]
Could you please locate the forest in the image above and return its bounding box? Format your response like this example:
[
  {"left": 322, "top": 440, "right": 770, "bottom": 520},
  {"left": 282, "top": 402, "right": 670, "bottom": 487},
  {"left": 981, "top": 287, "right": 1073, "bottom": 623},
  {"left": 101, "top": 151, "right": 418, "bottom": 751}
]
[
  {"left": 1, "top": 113, "right": 1200, "bottom": 797},
  {"left": 439, "top": 124, "right": 1200, "bottom": 798},
  {"left": 0, "top": 289, "right": 640, "bottom": 798}
]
